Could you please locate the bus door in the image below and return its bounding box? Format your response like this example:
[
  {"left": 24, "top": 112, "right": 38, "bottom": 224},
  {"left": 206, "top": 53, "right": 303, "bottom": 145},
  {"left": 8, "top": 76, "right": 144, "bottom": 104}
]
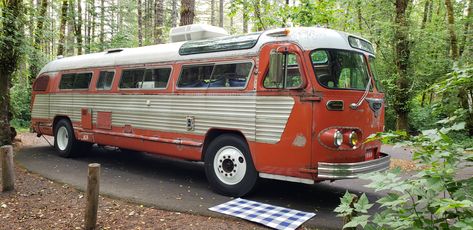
[{"left": 255, "top": 43, "right": 315, "bottom": 181}]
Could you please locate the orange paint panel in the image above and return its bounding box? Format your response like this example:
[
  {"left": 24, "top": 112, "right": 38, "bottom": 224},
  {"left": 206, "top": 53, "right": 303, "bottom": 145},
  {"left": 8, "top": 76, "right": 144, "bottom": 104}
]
[
  {"left": 97, "top": 111, "right": 112, "bottom": 130},
  {"left": 81, "top": 108, "right": 92, "bottom": 129}
]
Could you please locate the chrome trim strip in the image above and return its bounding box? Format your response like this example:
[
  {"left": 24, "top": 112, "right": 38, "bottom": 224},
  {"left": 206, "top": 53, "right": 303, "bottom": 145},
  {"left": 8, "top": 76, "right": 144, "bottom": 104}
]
[
  {"left": 317, "top": 153, "right": 391, "bottom": 179},
  {"left": 259, "top": 173, "right": 314, "bottom": 184}
]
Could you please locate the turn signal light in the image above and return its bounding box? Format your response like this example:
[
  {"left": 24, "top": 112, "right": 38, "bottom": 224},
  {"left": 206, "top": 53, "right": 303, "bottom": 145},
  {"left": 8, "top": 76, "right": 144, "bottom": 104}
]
[{"left": 349, "top": 131, "right": 358, "bottom": 147}]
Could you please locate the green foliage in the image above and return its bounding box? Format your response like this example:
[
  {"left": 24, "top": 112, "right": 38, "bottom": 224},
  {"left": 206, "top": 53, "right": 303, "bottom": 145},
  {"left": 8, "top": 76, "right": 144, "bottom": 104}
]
[
  {"left": 336, "top": 126, "right": 473, "bottom": 229},
  {"left": 10, "top": 68, "right": 31, "bottom": 130}
]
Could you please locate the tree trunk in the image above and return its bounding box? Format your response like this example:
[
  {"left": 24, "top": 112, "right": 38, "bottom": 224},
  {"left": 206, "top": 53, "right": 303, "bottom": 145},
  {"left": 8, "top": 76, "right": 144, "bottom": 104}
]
[
  {"left": 253, "top": 0, "right": 264, "bottom": 31},
  {"left": 66, "top": 0, "right": 75, "bottom": 56},
  {"left": 171, "top": 0, "right": 178, "bottom": 27},
  {"left": 179, "top": 0, "right": 195, "bottom": 26},
  {"left": 57, "top": 0, "right": 69, "bottom": 56},
  {"left": 243, "top": 10, "right": 248, "bottom": 33},
  {"left": 91, "top": 0, "right": 96, "bottom": 52},
  {"left": 0, "top": 0, "right": 24, "bottom": 146},
  {"left": 138, "top": 0, "right": 143, "bottom": 46},
  {"left": 357, "top": 1, "right": 362, "bottom": 31},
  {"left": 29, "top": 0, "right": 48, "bottom": 84},
  {"left": 75, "top": 0, "right": 83, "bottom": 55},
  {"left": 100, "top": 0, "right": 104, "bottom": 50},
  {"left": 211, "top": 0, "right": 215, "bottom": 26},
  {"left": 445, "top": 0, "right": 459, "bottom": 60},
  {"left": 34, "top": 0, "right": 48, "bottom": 48},
  {"left": 219, "top": 0, "right": 224, "bottom": 27},
  {"left": 421, "top": 0, "right": 431, "bottom": 30},
  {"left": 394, "top": 0, "right": 411, "bottom": 131},
  {"left": 154, "top": 0, "right": 164, "bottom": 44},
  {"left": 460, "top": 0, "right": 472, "bottom": 56}
]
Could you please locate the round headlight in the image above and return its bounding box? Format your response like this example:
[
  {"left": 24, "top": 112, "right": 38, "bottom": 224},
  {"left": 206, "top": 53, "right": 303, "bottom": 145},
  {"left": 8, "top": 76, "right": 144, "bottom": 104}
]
[
  {"left": 333, "top": 130, "right": 343, "bottom": 147},
  {"left": 349, "top": 131, "right": 358, "bottom": 147}
]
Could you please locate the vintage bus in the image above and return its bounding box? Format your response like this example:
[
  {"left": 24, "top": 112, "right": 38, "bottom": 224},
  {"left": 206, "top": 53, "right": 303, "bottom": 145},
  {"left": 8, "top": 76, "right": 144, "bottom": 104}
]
[{"left": 31, "top": 25, "right": 390, "bottom": 197}]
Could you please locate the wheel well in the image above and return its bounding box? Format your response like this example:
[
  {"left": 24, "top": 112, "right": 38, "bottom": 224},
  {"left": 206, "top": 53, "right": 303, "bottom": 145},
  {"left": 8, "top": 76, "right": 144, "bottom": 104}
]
[
  {"left": 52, "top": 116, "right": 71, "bottom": 131},
  {"left": 201, "top": 129, "right": 247, "bottom": 161}
]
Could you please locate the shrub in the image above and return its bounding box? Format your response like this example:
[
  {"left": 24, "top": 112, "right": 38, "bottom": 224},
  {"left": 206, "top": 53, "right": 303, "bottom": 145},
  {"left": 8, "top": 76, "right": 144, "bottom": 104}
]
[{"left": 334, "top": 125, "right": 473, "bottom": 229}]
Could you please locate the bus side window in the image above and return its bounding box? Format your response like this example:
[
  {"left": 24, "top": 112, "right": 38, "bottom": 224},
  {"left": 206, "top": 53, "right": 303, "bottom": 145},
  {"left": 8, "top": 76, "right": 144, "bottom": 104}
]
[
  {"left": 143, "top": 68, "right": 172, "bottom": 89},
  {"left": 120, "top": 69, "right": 145, "bottom": 88},
  {"left": 210, "top": 62, "right": 252, "bottom": 88},
  {"left": 59, "top": 74, "right": 75, "bottom": 89},
  {"left": 264, "top": 53, "right": 303, "bottom": 89},
  {"left": 59, "top": 72, "right": 92, "bottom": 90},
  {"left": 97, "top": 71, "right": 115, "bottom": 90},
  {"left": 178, "top": 65, "right": 214, "bottom": 88}
]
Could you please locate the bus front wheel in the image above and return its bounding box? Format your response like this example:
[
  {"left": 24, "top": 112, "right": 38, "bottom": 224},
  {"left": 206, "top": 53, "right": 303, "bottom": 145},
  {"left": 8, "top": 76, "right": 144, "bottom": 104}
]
[
  {"left": 204, "top": 134, "right": 257, "bottom": 197},
  {"left": 54, "top": 119, "right": 89, "bottom": 157}
]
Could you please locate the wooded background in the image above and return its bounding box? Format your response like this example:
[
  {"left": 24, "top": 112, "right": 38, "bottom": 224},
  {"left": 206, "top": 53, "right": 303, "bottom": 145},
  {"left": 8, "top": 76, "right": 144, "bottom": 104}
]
[{"left": 0, "top": 0, "right": 472, "bottom": 146}]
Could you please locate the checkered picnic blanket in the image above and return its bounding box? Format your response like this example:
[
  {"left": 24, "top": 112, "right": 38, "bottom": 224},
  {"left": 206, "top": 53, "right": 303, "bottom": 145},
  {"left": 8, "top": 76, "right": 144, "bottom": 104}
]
[{"left": 209, "top": 198, "right": 315, "bottom": 230}]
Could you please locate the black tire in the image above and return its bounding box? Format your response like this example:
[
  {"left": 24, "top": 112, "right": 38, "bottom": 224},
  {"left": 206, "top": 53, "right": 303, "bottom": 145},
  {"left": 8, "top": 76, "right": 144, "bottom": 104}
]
[
  {"left": 54, "top": 119, "right": 87, "bottom": 158},
  {"left": 204, "top": 134, "right": 257, "bottom": 197}
]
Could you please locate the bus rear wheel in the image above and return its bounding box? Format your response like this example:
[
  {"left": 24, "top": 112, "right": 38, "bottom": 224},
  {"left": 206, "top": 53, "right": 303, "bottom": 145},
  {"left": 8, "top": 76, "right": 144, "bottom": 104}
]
[
  {"left": 204, "top": 134, "right": 257, "bottom": 197},
  {"left": 54, "top": 119, "right": 89, "bottom": 158}
]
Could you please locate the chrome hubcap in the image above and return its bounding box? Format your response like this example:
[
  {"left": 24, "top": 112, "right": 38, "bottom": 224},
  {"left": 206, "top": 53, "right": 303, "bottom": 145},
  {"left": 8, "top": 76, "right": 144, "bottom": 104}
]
[
  {"left": 56, "top": 126, "right": 69, "bottom": 151},
  {"left": 213, "top": 146, "right": 246, "bottom": 185}
]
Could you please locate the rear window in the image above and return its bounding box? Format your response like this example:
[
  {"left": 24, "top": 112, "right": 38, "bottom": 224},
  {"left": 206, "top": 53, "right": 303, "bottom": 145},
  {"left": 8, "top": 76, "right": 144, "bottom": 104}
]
[
  {"left": 59, "top": 72, "right": 92, "bottom": 89},
  {"left": 178, "top": 62, "right": 252, "bottom": 88},
  {"left": 33, "top": 75, "right": 49, "bottom": 91},
  {"left": 119, "top": 68, "right": 171, "bottom": 89}
]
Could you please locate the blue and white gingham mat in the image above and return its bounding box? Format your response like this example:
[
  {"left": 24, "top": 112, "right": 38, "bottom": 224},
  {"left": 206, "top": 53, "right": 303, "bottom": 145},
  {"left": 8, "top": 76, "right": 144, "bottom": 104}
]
[{"left": 209, "top": 198, "right": 315, "bottom": 230}]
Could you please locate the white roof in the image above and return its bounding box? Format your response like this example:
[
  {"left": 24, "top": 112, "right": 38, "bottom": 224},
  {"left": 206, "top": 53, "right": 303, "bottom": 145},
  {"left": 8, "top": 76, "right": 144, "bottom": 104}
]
[{"left": 39, "top": 27, "right": 372, "bottom": 76}]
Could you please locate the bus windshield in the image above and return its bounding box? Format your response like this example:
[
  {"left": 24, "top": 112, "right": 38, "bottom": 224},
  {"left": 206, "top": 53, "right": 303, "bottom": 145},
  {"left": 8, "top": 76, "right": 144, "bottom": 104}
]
[{"left": 311, "top": 49, "right": 370, "bottom": 90}]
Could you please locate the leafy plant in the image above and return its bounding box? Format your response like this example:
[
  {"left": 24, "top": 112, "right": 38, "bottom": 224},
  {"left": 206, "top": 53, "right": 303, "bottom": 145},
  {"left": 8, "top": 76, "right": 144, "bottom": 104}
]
[{"left": 335, "top": 125, "right": 473, "bottom": 229}]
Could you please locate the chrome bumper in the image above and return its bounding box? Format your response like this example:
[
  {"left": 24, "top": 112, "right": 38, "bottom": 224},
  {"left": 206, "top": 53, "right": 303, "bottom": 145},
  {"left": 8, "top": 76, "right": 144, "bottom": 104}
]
[{"left": 317, "top": 153, "right": 391, "bottom": 179}]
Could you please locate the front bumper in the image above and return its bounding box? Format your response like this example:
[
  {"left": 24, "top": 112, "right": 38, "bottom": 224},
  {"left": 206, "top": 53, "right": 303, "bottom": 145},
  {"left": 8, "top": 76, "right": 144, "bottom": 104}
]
[{"left": 317, "top": 152, "right": 391, "bottom": 179}]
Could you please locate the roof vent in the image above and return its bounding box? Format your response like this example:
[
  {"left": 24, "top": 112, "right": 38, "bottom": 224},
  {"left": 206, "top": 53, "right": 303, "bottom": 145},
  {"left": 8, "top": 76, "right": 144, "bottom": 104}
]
[
  {"left": 106, "top": 48, "right": 124, "bottom": 54},
  {"left": 169, "top": 24, "right": 229, "bottom": 43}
]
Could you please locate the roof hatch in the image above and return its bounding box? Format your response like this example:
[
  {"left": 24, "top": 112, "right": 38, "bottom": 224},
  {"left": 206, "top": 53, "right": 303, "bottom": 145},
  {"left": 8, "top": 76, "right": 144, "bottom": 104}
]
[{"left": 169, "top": 24, "right": 229, "bottom": 43}]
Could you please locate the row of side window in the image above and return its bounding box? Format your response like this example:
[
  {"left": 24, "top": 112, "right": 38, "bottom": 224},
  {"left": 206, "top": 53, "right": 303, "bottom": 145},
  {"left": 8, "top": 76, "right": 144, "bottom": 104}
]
[{"left": 58, "top": 61, "right": 253, "bottom": 90}]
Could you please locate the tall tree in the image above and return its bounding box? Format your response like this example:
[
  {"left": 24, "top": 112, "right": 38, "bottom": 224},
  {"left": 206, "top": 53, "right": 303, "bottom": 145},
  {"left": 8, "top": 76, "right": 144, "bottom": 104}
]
[
  {"left": 57, "top": 0, "right": 69, "bottom": 56},
  {"left": 138, "top": 0, "right": 143, "bottom": 46},
  {"left": 171, "top": 0, "right": 178, "bottom": 27},
  {"left": 211, "top": 0, "right": 216, "bottom": 26},
  {"left": 180, "top": 0, "right": 195, "bottom": 26},
  {"left": 29, "top": 0, "right": 48, "bottom": 83},
  {"left": 219, "top": 0, "right": 224, "bottom": 27},
  {"left": 0, "top": 0, "right": 25, "bottom": 145},
  {"left": 394, "top": 0, "right": 412, "bottom": 130},
  {"left": 154, "top": 0, "right": 164, "bottom": 43},
  {"left": 100, "top": 0, "right": 105, "bottom": 50},
  {"left": 444, "top": 0, "right": 459, "bottom": 60},
  {"left": 74, "top": 0, "right": 83, "bottom": 55},
  {"left": 460, "top": 0, "right": 472, "bottom": 56}
]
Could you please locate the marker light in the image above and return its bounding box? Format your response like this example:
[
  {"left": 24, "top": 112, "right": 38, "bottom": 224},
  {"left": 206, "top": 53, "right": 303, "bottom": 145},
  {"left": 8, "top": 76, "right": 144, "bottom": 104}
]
[{"left": 349, "top": 131, "right": 359, "bottom": 147}]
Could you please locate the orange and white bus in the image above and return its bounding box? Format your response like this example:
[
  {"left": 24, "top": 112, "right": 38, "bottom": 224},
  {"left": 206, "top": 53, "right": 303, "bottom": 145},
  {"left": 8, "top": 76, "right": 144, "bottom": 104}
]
[{"left": 31, "top": 25, "right": 390, "bottom": 197}]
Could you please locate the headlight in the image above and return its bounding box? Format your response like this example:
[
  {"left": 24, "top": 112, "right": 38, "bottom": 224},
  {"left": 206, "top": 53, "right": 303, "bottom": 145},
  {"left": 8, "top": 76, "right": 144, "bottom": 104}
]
[
  {"left": 349, "top": 131, "right": 358, "bottom": 147},
  {"left": 333, "top": 130, "right": 343, "bottom": 147}
]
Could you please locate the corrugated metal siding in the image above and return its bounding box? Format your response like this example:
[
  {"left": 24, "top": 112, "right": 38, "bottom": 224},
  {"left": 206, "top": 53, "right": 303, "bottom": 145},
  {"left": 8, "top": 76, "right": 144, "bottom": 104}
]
[
  {"left": 31, "top": 95, "right": 50, "bottom": 119},
  {"left": 32, "top": 94, "right": 294, "bottom": 143}
]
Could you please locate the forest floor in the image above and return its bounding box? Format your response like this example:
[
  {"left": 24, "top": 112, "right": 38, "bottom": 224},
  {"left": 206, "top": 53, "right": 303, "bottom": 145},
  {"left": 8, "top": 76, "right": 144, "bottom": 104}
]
[{"left": 0, "top": 135, "right": 268, "bottom": 230}]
